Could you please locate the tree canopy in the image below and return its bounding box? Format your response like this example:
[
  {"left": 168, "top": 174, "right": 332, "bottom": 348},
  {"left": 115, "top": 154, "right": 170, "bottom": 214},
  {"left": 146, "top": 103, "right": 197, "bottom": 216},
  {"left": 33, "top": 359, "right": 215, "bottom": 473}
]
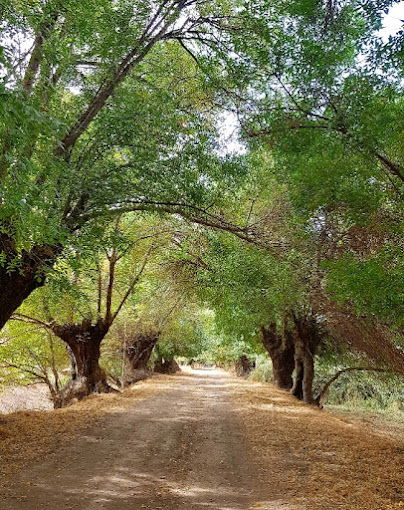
[{"left": 0, "top": 0, "right": 403, "bottom": 408}]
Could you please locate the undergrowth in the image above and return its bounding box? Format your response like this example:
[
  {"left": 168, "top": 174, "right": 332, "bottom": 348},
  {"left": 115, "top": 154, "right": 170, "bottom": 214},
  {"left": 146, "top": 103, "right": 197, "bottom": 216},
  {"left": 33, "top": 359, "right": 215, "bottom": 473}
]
[{"left": 249, "top": 354, "right": 404, "bottom": 418}]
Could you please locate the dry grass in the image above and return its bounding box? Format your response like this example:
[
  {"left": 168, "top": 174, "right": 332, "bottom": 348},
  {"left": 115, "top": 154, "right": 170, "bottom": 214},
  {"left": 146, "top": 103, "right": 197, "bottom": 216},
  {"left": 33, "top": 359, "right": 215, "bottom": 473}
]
[
  {"left": 327, "top": 405, "right": 404, "bottom": 443},
  {"left": 0, "top": 374, "right": 174, "bottom": 489},
  {"left": 231, "top": 378, "right": 404, "bottom": 510},
  {"left": 1, "top": 371, "right": 403, "bottom": 509}
]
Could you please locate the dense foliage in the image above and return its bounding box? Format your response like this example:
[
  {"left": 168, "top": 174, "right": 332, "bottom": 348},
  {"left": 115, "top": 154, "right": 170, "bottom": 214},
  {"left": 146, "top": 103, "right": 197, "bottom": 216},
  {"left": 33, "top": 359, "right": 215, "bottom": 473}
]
[{"left": 0, "top": 0, "right": 403, "bottom": 411}]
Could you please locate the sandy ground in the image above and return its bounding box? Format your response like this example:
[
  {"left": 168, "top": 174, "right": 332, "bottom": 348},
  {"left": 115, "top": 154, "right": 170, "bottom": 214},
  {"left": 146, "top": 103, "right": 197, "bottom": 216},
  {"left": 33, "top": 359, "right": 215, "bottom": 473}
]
[
  {"left": 0, "top": 384, "right": 53, "bottom": 413},
  {"left": 0, "top": 369, "right": 403, "bottom": 510}
]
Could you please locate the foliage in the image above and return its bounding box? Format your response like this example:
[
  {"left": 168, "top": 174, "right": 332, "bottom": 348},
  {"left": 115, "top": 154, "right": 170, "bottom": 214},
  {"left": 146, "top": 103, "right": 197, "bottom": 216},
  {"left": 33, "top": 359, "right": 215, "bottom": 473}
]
[
  {"left": 248, "top": 354, "right": 272, "bottom": 382},
  {"left": 314, "top": 358, "right": 404, "bottom": 414},
  {"left": 325, "top": 247, "right": 404, "bottom": 329},
  {"left": 0, "top": 0, "right": 402, "bottom": 416},
  {"left": 0, "top": 322, "right": 68, "bottom": 391}
]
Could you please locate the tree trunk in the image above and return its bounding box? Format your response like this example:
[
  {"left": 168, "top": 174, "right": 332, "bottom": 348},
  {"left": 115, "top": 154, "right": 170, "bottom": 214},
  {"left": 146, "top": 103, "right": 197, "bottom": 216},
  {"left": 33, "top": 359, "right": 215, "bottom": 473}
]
[
  {"left": 302, "top": 352, "right": 315, "bottom": 404},
  {"left": 0, "top": 237, "right": 59, "bottom": 330},
  {"left": 0, "top": 268, "right": 43, "bottom": 330},
  {"left": 154, "top": 357, "right": 180, "bottom": 374},
  {"left": 292, "top": 316, "right": 321, "bottom": 405},
  {"left": 291, "top": 359, "right": 304, "bottom": 400},
  {"left": 66, "top": 345, "right": 78, "bottom": 380},
  {"left": 260, "top": 324, "right": 295, "bottom": 390},
  {"left": 123, "top": 333, "right": 160, "bottom": 385},
  {"left": 234, "top": 355, "right": 255, "bottom": 377},
  {"left": 52, "top": 319, "right": 111, "bottom": 407},
  {"left": 126, "top": 333, "right": 160, "bottom": 370}
]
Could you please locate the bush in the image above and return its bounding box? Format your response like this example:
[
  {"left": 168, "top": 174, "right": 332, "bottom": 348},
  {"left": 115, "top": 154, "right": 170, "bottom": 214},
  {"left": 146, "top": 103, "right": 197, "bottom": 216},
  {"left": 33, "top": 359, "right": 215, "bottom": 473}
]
[
  {"left": 314, "top": 364, "right": 404, "bottom": 415},
  {"left": 249, "top": 355, "right": 273, "bottom": 382}
]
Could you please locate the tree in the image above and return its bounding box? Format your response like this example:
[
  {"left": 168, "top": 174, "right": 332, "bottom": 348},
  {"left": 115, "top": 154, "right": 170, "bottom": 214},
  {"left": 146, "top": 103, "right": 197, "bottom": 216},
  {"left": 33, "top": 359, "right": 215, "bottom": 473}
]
[
  {"left": 1, "top": 0, "right": 403, "bottom": 411},
  {"left": 0, "top": 0, "right": 259, "bottom": 332},
  {"left": 260, "top": 323, "right": 295, "bottom": 390},
  {"left": 220, "top": 0, "right": 404, "bottom": 393},
  {"left": 12, "top": 215, "right": 161, "bottom": 404},
  {"left": 159, "top": 166, "right": 403, "bottom": 403},
  {"left": 158, "top": 195, "right": 314, "bottom": 392}
]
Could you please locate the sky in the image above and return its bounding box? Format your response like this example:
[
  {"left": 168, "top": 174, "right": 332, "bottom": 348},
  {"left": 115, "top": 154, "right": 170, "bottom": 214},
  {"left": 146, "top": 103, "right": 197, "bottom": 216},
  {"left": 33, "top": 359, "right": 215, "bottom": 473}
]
[{"left": 378, "top": 2, "right": 404, "bottom": 40}]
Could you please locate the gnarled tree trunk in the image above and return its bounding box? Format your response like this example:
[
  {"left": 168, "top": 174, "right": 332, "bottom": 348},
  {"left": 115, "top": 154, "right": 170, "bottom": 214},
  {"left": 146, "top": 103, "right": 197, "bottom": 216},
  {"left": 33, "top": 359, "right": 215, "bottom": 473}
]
[
  {"left": 0, "top": 237, "right": 59, "bottom": 330},
  {"left": 52, "top": 318, "right": 111, "bottom": 407},
  {"left": 126, "top": 332, "right": 160, "bottom": 370},
  {"left": 123, "top": 332, "right": 160, "bottom": 385},
  {"left": 260, "top": 324, "right": 295, "bottom": 390},
  {"left": 292, "top": 315, "right": 322, "bottom": 405}
]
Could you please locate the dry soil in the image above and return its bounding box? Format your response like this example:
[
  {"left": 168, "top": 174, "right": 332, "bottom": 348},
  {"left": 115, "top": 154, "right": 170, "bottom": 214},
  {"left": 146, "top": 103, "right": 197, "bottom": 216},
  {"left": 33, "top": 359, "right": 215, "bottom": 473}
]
[{"left": 0, "top": 369, "right": 402, "bottom": 510}]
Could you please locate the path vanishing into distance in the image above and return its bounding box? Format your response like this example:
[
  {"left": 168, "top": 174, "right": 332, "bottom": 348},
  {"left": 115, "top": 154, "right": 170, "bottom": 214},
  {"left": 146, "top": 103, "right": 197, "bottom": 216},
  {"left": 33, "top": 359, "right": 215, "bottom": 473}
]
[{"left": 1, "top": 369, "right": 403, "bottom": 510}]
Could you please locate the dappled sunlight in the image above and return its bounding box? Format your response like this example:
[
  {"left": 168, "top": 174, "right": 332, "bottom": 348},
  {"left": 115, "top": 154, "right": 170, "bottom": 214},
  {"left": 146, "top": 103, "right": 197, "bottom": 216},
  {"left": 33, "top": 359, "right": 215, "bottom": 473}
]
[
  {"left": 1, "top": 369, "right": 402, "bottom": 510},
  {"left": 1, "top": 369, "right": 311, "bottom": 509},
  {"left": 248, "top": 404, "right": 316, "bottom": 417},
  {"left": 8, "top": 459, "right": 298, "bottom": 509},
  {"left": 248, "top": 502, "right": 301, "bottom": 510}
]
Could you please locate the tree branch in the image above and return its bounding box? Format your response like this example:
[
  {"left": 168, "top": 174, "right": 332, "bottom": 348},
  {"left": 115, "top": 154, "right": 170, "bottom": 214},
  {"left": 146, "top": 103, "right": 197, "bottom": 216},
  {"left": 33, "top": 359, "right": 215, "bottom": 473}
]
[
  {"left": 110, "top": 247, "right": 152, "bottom": 324},
  {"left": 315, "top": 366, "right": 387, "bottom": 408},
  {"left": 11, "top": 313, "right": 52, "bottom": 330},
  {"left": 89, "top": 199, "right": 285, "bottom": 253},
  {"left": 54, "top": 2, "right": 183, "bottom": 159},
  {"left": 22, "top": 11, "right": 60, "bottom": 94},
  {"left": 105, "top": 248, "right": 117, "bottom": 325}
]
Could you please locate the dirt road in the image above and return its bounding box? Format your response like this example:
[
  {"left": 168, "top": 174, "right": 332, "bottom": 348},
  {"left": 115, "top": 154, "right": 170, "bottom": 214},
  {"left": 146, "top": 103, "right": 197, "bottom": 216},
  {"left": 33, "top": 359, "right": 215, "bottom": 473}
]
[{"left": 1, "top": 369, "right": 403, "bottom": 510}]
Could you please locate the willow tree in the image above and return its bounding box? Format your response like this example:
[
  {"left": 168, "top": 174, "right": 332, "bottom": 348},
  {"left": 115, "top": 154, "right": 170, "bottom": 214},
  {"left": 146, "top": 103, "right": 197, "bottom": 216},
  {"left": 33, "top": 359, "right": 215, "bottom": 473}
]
[
  {"left": 11, "top": 215, "right": 166, "bottom": 404},
  {"left": 225, "top": 1, "right": 404, "bottom": 373},
  {"left": 99, "top": 221, "right": 217, "bottom": 383},
  {"left": 0, "top": 0, "right": 261, "bottom": 331},
  {"left": 115, "top": 255, "right": 187, "bottom": 381},
  {"left": 160, "top": 146, "right": 403, "bottom": 403},
  {"left": 121, "top": 266, "right": 211, "bottom": 376}
]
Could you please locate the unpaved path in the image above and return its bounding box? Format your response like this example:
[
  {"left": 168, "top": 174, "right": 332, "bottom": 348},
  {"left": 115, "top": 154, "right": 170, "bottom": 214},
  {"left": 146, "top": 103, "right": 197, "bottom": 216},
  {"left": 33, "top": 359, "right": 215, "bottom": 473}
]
[{"left": 1, "top": 369, "right": 403, "bottom": 510}]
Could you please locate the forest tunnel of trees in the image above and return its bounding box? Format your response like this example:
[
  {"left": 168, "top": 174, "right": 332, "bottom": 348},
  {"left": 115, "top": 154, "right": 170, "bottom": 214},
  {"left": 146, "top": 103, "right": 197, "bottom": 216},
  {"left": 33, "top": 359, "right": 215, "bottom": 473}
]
[{"left": 0, "top": 0, "right": 403, "bottom": 414}]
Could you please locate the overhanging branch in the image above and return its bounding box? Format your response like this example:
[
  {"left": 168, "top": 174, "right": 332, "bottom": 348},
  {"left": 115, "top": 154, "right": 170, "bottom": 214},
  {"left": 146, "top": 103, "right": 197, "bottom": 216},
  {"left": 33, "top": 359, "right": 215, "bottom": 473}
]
[
  {"left": 81, "top": 199, "right": 287, "bottom": 255},
  {"left": 315, "top": 366, "right": 387, "bottom": 408}
]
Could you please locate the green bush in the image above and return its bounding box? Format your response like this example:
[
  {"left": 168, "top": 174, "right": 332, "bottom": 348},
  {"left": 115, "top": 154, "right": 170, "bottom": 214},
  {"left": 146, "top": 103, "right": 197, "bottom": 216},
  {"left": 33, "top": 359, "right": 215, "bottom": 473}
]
[
  {"left": 315, "top": 365, "right": 404, "bottom": 415},
  {"left": 249, "top": 355, "right": 273, "bottom": 383}
]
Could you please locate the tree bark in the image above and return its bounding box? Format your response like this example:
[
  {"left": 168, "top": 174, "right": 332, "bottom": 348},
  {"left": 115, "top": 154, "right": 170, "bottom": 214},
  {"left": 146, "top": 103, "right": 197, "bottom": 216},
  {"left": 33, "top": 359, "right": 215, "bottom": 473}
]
[
  {"left": 52, "top": 318, "right": 111, "bottom": 406},
  {"left": 123, "top": 332, "right": 160, "bottom": 385},
  {"left": 234, "top": 355, "right": 255, "bottom": 377},
  {"left": 292, "top": 315, "right": 322, "bottom": 405},
  {"left": 22, "top": 11, "right": 60, "bottom": 94},
  {"left": 260, "top": 324, "right": 295, "bottom": 390},
  {"left": 126, "top": 333, "right": 160, "bottom": 370},
  {"left": 0, "top": 237, "right": 59, "bottom": 330}
]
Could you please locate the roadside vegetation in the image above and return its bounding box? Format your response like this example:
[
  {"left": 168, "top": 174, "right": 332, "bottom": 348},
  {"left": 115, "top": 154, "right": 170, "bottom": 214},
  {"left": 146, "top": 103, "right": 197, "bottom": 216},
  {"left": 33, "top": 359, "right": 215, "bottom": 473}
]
[{"left": 0, "top": 0, "right": 403, "bottom": 424}]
